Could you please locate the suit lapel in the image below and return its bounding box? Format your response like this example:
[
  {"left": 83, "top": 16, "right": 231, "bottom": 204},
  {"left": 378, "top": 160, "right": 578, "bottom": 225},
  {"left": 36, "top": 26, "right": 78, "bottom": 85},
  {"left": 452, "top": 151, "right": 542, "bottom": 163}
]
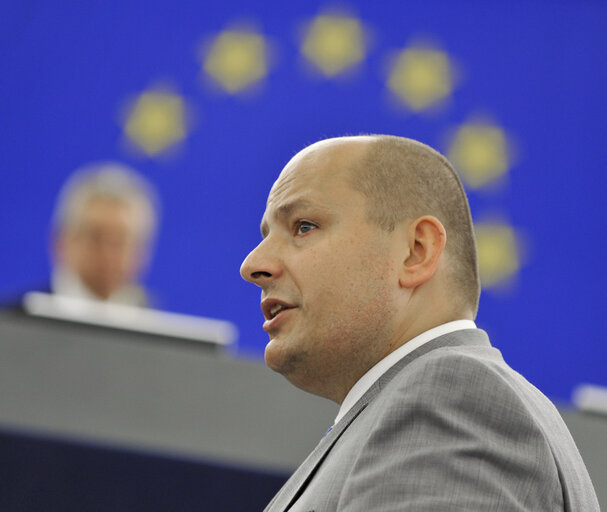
[
  {"left": 265, "top": 393, "right": 376, "bottom": 512},
  {"left": 265, "top": 329, "right": 490, "bottom": 512}
]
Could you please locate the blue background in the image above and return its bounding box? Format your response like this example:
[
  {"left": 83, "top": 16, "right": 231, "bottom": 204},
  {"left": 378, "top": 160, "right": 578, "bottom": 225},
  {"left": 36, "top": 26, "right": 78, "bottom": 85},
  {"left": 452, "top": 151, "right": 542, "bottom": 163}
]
[{"left": 1, "top": 0, "right": 606, "bottom": 401}]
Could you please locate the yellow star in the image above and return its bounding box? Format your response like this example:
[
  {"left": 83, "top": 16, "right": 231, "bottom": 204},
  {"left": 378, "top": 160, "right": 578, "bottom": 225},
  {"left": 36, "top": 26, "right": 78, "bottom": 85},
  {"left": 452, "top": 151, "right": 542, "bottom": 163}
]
[
  {"left": 447, "top": 121, "right": 510, "bottom": 189},
  {"left": 301, "top": 14, "right": 365, "bottom": 77},
  {"left": 203, "top": 29, "right": 268, "bottom": 93},
  {"left": 475, "top": 222, "right": 521, "bottom": 288},
  {"left": 387, "top": 46, "right": 453, "bottom": 111},
  {"left": 123, "top": 89, "right": 187, "bottom": 156}
]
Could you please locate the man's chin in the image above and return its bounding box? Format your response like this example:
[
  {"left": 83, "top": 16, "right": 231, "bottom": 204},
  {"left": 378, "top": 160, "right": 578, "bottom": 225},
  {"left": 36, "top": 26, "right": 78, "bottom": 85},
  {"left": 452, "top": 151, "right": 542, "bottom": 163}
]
[
  {"left": 264, "top": 338, "right": 300, "bottom": 376},
  {"left": 264, "top": 338, "right": 284, "bottom": 372}
]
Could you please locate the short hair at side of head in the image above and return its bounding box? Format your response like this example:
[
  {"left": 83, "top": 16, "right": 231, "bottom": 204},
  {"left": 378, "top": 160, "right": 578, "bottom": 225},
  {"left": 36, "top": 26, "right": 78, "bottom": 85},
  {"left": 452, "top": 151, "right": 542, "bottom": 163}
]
[
  {"left": 52, "top": 161, "right": 159, "bottom": 242},
  {"left": 347, "top": 135, "right": 480, "bottom": 316}
]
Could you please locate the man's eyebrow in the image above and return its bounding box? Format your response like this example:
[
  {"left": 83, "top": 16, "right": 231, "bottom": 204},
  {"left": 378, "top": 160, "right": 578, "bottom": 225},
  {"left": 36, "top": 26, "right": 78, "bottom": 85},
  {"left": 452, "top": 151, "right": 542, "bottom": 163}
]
[{"left": 260, "top": 198, "right": 314, "bottom": 238}]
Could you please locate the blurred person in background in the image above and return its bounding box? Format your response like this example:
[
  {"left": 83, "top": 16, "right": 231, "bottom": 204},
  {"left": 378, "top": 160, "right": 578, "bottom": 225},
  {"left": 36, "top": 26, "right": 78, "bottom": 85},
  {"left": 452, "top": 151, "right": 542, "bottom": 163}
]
[{"left": 47, "top": 162, "right": 159, "bottom": 307}]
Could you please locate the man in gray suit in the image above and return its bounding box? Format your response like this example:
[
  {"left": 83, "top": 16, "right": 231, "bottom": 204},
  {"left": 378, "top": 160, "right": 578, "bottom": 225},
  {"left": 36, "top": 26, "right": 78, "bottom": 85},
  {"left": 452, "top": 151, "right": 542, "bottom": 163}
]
[{"left": 240, "top": 135, "right": 599, "bottom": 510}]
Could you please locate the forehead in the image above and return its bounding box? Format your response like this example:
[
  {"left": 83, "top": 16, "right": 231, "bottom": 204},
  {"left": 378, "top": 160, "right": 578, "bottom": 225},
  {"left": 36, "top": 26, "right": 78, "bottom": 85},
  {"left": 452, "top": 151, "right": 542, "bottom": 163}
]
[
  {"left": 80, "top": 197, "right": 132, "bottom": 218},
  {"left": 270, "top": 138, "right": 373, "bottom": 202},
  {"left": 261, "top": 140, "right": 370, "bottom": 232},
  {"left": 74, "top": 197, "right": 147, "bottom": 235}
]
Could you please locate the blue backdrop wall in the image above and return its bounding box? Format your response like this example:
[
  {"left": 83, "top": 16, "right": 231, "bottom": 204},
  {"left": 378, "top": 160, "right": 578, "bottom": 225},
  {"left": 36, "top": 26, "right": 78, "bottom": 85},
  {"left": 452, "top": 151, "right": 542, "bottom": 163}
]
[{"left": 1, "top": 0, "right": 606, "bottom": 402}]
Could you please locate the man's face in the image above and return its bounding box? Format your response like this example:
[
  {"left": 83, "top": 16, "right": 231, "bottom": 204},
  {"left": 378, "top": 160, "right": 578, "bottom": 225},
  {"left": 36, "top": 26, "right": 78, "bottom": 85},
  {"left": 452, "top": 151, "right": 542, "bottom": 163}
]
[
  {"left": 240, "top": 140, "right": 403, "bottom": 402},
  {"left": 58, "top": 197, "right": 147, "bottom": 299}
]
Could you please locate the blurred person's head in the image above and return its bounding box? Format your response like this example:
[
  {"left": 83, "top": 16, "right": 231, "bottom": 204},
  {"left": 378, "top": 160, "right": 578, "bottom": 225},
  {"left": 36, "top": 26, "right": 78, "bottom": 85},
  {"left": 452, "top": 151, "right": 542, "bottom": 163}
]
[{"left": 52, "top": 162, "right": 158, "bottom": 301}]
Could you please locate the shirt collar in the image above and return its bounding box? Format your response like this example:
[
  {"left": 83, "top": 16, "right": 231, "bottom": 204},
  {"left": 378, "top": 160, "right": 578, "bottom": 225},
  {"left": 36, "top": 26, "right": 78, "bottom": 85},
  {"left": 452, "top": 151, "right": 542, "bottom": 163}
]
[{"left": 334, "top": 319, "right": 477, "bottom": 425}]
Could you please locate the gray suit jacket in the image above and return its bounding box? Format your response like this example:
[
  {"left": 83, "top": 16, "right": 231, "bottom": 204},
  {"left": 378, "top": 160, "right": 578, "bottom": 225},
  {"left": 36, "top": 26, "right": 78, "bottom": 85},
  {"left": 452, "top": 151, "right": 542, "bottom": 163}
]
[{"left": 265, "top": 329, "right": 599, "bottom": 511}]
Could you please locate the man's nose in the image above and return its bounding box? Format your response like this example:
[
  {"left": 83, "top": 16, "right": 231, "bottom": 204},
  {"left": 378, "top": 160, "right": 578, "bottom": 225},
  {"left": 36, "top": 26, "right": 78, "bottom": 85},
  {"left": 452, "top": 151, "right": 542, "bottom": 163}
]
[{"left": 240, "top": 239, "right": 281, "bottom": 286}]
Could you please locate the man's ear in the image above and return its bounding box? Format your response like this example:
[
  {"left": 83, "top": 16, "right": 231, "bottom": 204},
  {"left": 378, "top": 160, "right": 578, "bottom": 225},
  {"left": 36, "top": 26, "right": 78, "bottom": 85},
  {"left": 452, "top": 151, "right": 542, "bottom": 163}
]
[{"left": 399, "top": 216, "right": 446, "bottom": 289}]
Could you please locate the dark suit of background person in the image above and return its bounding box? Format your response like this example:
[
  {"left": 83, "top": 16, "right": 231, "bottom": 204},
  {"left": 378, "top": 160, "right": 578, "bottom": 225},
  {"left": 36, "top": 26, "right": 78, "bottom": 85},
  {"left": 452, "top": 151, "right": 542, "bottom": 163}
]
[
  {"left": 4, "top": 162, "right": 158, "bottom": 309},
  {"left": 240, "top": 135, "right": 600, "bottom": 511}
]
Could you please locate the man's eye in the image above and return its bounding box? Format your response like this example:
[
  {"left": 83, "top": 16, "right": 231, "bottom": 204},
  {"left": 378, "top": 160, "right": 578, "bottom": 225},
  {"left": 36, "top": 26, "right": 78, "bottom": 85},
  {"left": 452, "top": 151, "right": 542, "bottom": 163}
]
[{"left": 295, "top": 221, "right": 317, "bottom": 235}]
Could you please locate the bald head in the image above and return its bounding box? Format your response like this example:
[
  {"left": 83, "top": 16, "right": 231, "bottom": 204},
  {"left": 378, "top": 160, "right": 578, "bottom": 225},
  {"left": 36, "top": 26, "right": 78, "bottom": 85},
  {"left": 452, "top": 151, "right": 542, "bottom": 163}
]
[
  {"left": 275, "top": 136, "right": 373, "bottom": 185},
  {"left": 335, "top": 135, "right": 480, "bottom": 315},
  {"left": 267, "top": 134, "right": 480, "bottom": 316},
  {"left": 286, "top": 135, "right": 479, "bottom": 315},
  {"left": 241, "top": 134, "right": 479, "bottom": 400}
]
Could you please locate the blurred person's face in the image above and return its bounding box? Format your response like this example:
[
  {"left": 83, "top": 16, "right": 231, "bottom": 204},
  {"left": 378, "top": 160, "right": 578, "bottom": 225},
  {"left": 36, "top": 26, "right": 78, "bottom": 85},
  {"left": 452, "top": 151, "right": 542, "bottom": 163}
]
[{"left": 57, "top": 198, "right": 148, "bottom": 299}]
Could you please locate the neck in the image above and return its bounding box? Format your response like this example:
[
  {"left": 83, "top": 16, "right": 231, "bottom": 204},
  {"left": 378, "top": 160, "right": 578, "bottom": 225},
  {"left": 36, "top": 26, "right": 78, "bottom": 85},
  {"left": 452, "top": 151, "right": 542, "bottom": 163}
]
[{"left": 386, "top": 301, "right": 472, "bottom": 361}]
